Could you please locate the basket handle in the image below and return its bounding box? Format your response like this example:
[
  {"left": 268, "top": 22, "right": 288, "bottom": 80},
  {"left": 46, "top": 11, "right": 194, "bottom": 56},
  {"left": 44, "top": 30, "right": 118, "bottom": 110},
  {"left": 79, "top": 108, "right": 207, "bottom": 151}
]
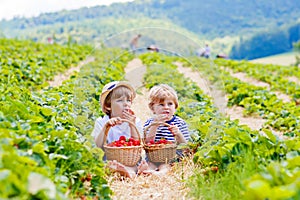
[
  {"left": 144, "top": 122, "right": 176, "bottom": 143},
  {"left": 103, "top": 118, "right": 141, "bottom": 145}
]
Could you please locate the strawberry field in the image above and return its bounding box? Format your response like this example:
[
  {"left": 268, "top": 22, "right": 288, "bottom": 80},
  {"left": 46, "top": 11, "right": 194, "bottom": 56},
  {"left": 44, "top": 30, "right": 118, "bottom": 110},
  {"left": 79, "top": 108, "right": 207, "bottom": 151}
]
[{"left": 1, "top": 38, "right": 299, "bottom": 200}]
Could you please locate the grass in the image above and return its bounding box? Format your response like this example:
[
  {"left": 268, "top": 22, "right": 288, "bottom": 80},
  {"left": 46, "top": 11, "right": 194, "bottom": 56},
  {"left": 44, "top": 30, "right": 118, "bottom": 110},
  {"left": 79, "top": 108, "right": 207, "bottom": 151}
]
[{"left": 187, "top": 151, "right": 261, "bottom": 200}]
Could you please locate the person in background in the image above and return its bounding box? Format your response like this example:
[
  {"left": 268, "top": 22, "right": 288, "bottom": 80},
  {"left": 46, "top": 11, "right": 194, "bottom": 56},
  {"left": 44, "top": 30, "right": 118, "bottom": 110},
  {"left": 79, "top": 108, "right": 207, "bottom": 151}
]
[
  {"left": 147, "top": 44, "right": 159, "bottom": 52},
  {"left": 204, "top": 44, "right": 211, "bottom": 58},
  {"left": 216, "top": 53, "right": 228, "bottom": 59},
  {"left": 130, "top": 34, "right": 142, "bottom": 53}
]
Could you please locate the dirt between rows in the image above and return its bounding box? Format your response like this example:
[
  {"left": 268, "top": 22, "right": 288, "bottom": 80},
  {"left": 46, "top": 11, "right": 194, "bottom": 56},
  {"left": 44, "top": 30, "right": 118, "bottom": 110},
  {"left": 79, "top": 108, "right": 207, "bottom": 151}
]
[
  {"left": 109, "top": 58, "right": 195, "bottom": 199},
  {"left": 47, "top": 57, "right": 95, "bottom": 87}
]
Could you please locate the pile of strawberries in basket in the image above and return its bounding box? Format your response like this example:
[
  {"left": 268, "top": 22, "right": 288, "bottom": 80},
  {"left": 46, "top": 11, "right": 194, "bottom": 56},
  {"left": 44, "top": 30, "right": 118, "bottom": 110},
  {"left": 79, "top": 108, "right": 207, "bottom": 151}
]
[
  {"left": 107, "top": 136, "right": 140, "bottom": 147},
  {"left": 146, "top": 138, "right": 174, "bottom": 146}
]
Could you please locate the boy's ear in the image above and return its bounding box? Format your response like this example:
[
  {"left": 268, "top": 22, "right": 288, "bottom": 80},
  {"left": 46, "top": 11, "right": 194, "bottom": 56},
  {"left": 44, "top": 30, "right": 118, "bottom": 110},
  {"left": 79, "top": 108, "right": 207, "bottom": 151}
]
[{"left": 150, "top": 107, "right": 155, "bottom": 113}]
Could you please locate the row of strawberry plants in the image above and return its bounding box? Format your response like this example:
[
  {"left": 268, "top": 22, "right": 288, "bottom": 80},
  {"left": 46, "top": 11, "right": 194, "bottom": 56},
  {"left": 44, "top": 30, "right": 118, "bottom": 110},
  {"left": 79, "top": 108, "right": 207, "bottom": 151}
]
[
  {"left": 215, "top": 59, "right": 300, "bottom": 103},
  {"left": 0, "top": 38, "right": 92, "bottom": 90},
  {"left": 186, "top": 57, "right": 300, "bottom": 136},
  {"left": 1, "top": 44, "right": 133, "bottom": 199},
  {"left": 190, "top": 56, "right": 300, "bottom": 199},
  {"left": 139, "top": 52, "right": 300, "bottom": 199},
  {"left": 215, "top": 59, "right": 300, "bottom": 79}
]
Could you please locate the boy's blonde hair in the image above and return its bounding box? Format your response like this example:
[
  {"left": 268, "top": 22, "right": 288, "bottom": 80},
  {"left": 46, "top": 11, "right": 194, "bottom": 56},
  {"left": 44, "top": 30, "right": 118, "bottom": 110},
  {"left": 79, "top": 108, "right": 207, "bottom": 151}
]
[{"left": 148, "top": 84, "right": 178, "bottom": 110}]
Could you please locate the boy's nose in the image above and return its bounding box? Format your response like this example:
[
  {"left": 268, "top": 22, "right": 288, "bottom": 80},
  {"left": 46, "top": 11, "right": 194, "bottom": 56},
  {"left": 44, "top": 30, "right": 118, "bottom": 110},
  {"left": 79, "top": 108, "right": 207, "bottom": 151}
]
[
  {"left": 124, "top": 101, "right": 131, "bottom": 106},
  {"left": 163, "top": 104, "right": 169, "bottom": 108}
]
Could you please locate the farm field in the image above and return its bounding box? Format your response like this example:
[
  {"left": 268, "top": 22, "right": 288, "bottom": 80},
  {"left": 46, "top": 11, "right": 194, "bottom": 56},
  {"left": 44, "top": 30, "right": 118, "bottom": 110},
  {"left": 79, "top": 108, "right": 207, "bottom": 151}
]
[
  {"left": 250, "top": 52, "right": 298, "bottom": 66},
  {"left": 1, "top": 38, "right": 300, "bottom": 200}
]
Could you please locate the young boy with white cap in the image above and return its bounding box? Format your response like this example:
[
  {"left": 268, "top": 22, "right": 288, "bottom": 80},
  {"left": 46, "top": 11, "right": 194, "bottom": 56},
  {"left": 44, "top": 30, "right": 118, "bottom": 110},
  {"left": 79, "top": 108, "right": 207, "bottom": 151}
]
[{"left": 91, "top": 81, "right": 147, "bottom": 178}]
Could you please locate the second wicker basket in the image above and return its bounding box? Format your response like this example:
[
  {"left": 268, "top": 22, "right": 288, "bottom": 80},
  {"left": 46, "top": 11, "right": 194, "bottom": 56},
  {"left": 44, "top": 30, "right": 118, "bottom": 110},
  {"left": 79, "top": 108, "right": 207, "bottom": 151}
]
[{"left": 143, "top": 122, "right": 177, "bottom": 163}]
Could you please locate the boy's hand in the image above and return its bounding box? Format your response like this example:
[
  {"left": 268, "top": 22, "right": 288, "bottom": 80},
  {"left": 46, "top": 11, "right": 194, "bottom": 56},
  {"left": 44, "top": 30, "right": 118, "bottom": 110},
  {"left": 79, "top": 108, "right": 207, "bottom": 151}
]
[
  {"left": 107, "top": 117, "right": 122, "bottom": 126},
  {"left": 168, "top": 123, "right": 186, "bottom": 144},
  {"left": 122, "top": 109, "right": 136, "bottom": 124},
  {"left": 168, "top": 123, "right": 180, "bottom": 137}
]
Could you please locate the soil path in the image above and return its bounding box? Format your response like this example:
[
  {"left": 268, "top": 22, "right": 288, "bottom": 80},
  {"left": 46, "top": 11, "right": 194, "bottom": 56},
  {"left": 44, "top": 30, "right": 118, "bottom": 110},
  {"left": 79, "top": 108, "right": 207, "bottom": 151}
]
[
  {"left": 175, "top": 62, "right": 266, "bottom": 131},
  {"left": 47, "top": 57, "right": 95, "bottom": 87},
  {"left": 174, "top": 61, "right": 228, "bottom": 113},
  {"left": 124, "top": 58, "right": 152, "bottom": 123},
  {"left": 287, "top": 76, "right": 300, "bottom": 86},
  {"left": 108, "top": 58, "right": 194, "bottom": 200}
]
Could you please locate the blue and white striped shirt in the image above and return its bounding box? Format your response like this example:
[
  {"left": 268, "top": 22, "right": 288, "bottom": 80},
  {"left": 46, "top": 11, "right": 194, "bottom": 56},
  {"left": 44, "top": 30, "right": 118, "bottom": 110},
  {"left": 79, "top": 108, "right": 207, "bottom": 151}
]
[{"left": 143, "top": 115, "right": 190, "bottom": 142}]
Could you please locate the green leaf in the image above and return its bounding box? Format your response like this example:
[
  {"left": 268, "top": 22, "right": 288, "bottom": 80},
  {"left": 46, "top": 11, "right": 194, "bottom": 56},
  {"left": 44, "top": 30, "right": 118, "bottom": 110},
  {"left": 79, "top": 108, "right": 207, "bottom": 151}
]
[
  {"left": 247, "top": 180, "right": 271, "bottom": 199},
  {"left": 287, "top": 155, "right": 300, "bottom": 168},
  {"left": 32, "top": 143, "right": 46, "bottom": 154},
  {"left": 40, "top": 107, "right": 54, "bottom": 116},
  {"left": 271, "top": 185, "right": 297, "bottom": 199},
  {"left": 30, "top": 116, "right": 45, "bottom": 123},
  {"left": 262, "top": 128, "right": 277, "bottom": 143},
  {"left": 0, "top": 169, "right": 10, "bottom": 181},
  {"left": 28, "top": 172, "right": 56, "bottom": 199}
]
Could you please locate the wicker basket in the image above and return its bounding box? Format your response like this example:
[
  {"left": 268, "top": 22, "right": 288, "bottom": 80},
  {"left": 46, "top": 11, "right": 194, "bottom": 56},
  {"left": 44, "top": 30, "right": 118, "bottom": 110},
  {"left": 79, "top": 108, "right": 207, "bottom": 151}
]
[
  {"left": 103, "top": 119, "right": 142, "bottom": 166},
  {"left": 143, "top": 122, "right": 177, "bottom": 163}
]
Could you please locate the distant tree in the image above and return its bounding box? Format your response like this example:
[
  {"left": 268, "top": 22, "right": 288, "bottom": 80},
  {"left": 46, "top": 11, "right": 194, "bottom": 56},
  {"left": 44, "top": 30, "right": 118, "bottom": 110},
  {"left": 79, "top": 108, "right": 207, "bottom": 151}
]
[
  {"left": 67, "top": 35, "right": 72, "bottom": 46},
  {"left": 52, "top": 33, "right": 57, "bottom": 44},
  {"left": 294, "top": 41, "right": 300, "bottom": 51},
  {"left": 230, "top": 23, "right": 300, "bottom": 60},
  {"left": 293, "top": 40, "right": 300, "bottom": 66}
]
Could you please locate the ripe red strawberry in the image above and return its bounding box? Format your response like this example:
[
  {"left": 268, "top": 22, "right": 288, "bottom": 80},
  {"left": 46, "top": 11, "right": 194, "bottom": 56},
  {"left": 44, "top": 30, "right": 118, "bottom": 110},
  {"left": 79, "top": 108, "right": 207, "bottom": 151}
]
[
  {"left": 115, "top": 142, "right": 122, "bottom": 147},
  {"left": 133, "top": 140, "right": 140, "bottom": 146},
  {"left": 149, "top": 140, "right": 155, "bottom": 144},
  {"left": 211, "top": 166, "right": 219, "bottom": 173},
  {"left": 128, "top": 109, "right": 134, "bottom": 115},
  {"left": 86, "top": 173, "right": 92, "bottom": 181},
  {"left": 127, "top": 141, "right": 133, "bottom": 146},
  {"left": 119, "top": 140, "right": 125, "bottom": 145},
  {"left": 119, "top": 136, "right": 126, "bottom": 141}
]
